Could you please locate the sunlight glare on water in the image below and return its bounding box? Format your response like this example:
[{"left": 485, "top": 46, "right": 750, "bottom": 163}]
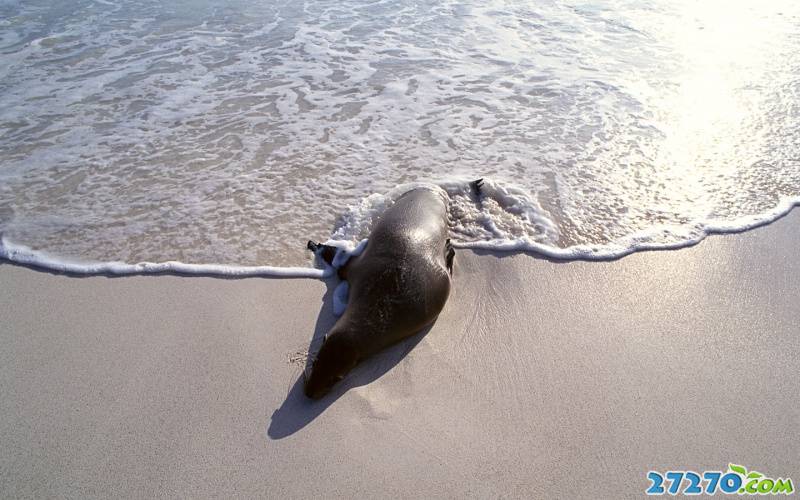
[{"left": 0, "top": 0, "right": 798, "bottom": 268}]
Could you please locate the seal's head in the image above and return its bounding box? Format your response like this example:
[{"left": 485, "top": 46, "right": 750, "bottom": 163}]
[{"left": 304, "top": 332, "right": 358, "bottom": 399}]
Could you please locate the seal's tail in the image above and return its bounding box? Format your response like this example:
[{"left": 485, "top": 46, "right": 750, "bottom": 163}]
[{"left": 470, "top": 178, "right": 484, "bottom": 197}]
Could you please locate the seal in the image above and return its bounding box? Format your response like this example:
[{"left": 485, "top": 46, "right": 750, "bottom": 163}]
[{"left": 303, "top": 184, "right": 470, "bottom": 399}]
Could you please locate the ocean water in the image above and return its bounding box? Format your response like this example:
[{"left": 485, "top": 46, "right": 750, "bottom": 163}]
[{"left": 1, "top": 0, "right": 799, "bottom": 273}]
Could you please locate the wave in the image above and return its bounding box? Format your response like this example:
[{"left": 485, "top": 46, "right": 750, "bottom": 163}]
[{"left": 2, "top": 177, "right": 798, "bottom": 277}]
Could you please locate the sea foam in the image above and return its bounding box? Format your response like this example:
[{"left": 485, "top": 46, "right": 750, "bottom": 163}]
[{"left": 2, "top": 177, "right": 798, "bottom": 278}]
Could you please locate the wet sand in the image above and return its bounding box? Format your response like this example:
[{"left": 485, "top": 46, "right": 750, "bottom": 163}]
[{"left": 1, "top": 212, "right": 798, "bottom": 498}]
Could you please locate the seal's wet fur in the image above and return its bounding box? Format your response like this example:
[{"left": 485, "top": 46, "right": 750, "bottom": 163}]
[{"left": 304, "top": 187, "right": 456, "bottom": 399}]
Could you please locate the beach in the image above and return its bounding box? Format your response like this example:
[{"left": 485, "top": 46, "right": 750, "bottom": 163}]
[
  {"left": 2, "top": 0, "right": 799, "bottom": 497},
  {"left": 1, "top": 210, "right": 798, "bottom": 498}
]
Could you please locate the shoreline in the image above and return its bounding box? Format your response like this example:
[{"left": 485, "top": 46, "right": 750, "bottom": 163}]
[
  {"left": 2, "top": 197, "right": 799, "bottom": 277},
  {"left": 1, "top": 211, "right": 799, "bottom": 498}
]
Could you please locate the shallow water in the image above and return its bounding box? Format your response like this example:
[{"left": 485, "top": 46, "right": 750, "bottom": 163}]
[{"left": 1, "top": 0, "right": 799, "bottom": 270}]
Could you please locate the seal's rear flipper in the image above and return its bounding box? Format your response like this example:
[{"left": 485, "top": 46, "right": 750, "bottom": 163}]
[
  {"left": 470, "top": 178, "right": 484, "bottom": 197},
  {"left": 445, "top": 238, "right": 455, "bottom": 274},
  {"left": 307, "top": 240, "right": 338, "bottom": 267}
]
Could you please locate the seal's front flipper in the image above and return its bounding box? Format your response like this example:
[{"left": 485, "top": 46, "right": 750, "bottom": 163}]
[
  {"left": 470, "top": 178, "right": 484, "bottom": 197},
  {"left": 445, "top": 238, "right": 455, "bottom": 274},
  {"left": 307, "top": 240, "right": 338, "bottom": 267}
]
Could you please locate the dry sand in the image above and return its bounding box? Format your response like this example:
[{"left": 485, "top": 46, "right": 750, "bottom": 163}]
[{"left": 1, "top": 212, "right": 799, "bottom": 498}]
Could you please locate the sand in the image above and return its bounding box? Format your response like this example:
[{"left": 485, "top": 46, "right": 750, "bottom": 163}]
[{"left": 1, "top": 212, "right": 799, "bottom": 498}]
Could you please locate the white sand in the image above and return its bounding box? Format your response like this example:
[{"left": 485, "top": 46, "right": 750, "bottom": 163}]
[{"left": 1, "top": 212, "right": 799, "bottom": 498}]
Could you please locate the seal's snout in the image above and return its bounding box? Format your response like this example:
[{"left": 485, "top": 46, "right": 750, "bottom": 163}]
[
  {"left": 302, "top": 334, "right": 357, "bottom": 399},
  {"left": 302, "top": 365, "right": 325, "bottom": 399},
  {"left": 303, "top": 370, "right": 341, "bottom": 400},
  {"left": 303, "top": 379, "right": 325, "bottom": 400}
]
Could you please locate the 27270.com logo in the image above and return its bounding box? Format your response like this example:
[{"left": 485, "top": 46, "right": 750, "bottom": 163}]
[{"left": 646, "top": 464, "right": 794, "bottom": 495}]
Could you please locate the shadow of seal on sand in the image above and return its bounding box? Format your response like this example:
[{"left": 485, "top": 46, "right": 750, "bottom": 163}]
[{"left": 266, "top": 273, "right": 432, "bottom": 439}]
